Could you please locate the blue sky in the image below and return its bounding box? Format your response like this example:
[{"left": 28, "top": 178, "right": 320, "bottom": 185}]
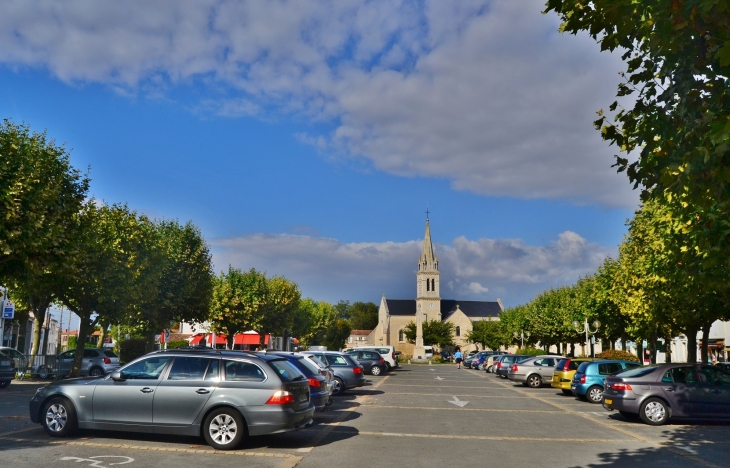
[{"left": 0, "top": 1, "right": 638, "bottom": 327}]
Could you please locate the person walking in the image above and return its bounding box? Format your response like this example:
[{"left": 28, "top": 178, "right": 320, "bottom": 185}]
[{"left": 454, "top": 347, "right": 463, "bottom": 369}]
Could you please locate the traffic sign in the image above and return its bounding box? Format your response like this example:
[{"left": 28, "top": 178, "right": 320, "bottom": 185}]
[{"left": 2, "top": 301, "right": 14, "bottom": 319}]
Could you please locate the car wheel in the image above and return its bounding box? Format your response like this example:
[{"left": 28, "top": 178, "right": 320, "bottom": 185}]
[
  {"left": 89, "top": 367, "right": 104, "bottom": 377},
  {"left": 527, "top": 374, "right": 542, "bottom": 388},
  {"left": 203, "top": 408, "right": 246, "bottom": 450},
  {"left": 0, "top": 380, "right": 10, "bottom": 389},
  {"left": 332, "top": 377, "right": 346, "bottom": 395},
  {"left": 371, "top": 365, "right": 382, "bottom": 376},
  {"left": 587, "top": 386, "right": 603, "bottom": 404},
  {"left": 384, "top": 362, "right": 391, "bottom": 371},
  {"left": 42, "top": 397, "right": 77, "bottom": 437},
  {"left": 639, "top": 398, "right": 669, "bottom": 426},
  {"left": 561, "top": 389, "right": 573, "bottom": 396},
  {"left": 38, "top": 366, "right": 51, "bottom": 379}
]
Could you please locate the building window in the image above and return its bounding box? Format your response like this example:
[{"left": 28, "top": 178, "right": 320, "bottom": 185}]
[
  {"left": 426, "top": 279, "right": 430, "bottom": 292},
  {"left": 431, "top": 278, "right": 435, "bottom": 291},
  {"left": 399, "top": 330, "right": 405, "bottom": 342},
  {"left": 348, "top": 336, "right": 352, "bottom": 343},
  {"left": 456, "top": 326, "right": 461, "bottom": 337}
]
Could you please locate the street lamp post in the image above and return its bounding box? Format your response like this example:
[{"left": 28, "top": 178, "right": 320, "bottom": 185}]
[
  {"left": 573, "top": 318, "right": 601, "bottom": 357},
  {"left": 513, "top": 330, "right": 530, "bottom": 348}
]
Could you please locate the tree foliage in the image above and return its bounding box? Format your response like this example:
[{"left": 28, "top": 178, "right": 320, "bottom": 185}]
[
  {"left": 465, "top": 319, "right": 510, "bottom": 350},
  {"left": 403, "top": 319, "right": 455, "bottom": 347},
  {"left": 0, "top": 119, "right": 88, "bottom": 282},
  {"left": 299, "top": 298, "right": 351, "bottom": 350}
]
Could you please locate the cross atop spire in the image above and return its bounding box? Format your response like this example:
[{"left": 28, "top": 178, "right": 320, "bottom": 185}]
[{"left": 426, "top": 207, "right": 430, "bottom": 220}]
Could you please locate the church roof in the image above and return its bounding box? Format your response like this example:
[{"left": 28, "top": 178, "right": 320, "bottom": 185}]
[
  {"left": 385, "top": 299, "right": 502, "bottom": 319},
  {"left": 418, "top": 218, "right": 438, "bottom": 270}
]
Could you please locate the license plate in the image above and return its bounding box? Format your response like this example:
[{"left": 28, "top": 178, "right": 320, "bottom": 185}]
[
  {"left": 604, "top": 398, "right": 612, "bottom": 405},
  {"left": 298, "top": 394, "right": 308, "bottom": 403},
  {"left": 0, "top": 360, "right": 10, "bottom": 366}
]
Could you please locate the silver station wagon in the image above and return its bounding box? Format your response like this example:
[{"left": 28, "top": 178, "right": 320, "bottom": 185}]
[{"left": 29, "top": 348, "right": 315, "bottom": 450}]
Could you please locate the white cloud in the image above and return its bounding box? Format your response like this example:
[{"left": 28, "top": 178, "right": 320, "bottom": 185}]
[
  {"left": 0, "top": 0, "right": 637, "bottom": 207},
  {"left": 210, "top": 230, "right": 613, "bottom": 307}
]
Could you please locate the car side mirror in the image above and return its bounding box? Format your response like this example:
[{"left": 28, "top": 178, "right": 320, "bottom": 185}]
[{"left": 110, "top": 371, "right": 125, "bottom": 382}]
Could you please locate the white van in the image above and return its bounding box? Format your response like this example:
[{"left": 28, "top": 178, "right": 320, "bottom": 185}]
[
  {"left": 424, "top": 346, "right": 434, "bottom": 359},
  {"left": 354, "top": 346, "right": 399, "bottom": 369}
]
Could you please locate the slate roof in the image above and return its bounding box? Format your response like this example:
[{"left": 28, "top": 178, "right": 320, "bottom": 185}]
[{"left": 385, "top": 299, "right": 502, "bottom": 319}]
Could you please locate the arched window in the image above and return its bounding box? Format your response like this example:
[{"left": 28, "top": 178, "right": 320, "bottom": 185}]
[
  {"left": 426, "top": 279, "right": 430, "bottom": 291},
  {"left": 432, "top": 278, "right": 435, "bottom": 291},
  {"left": 399, "top": 330, "right": 405, "bottom": 342},
  {"left": 456, "top": 326, "right": 461, "bottom": 337}
]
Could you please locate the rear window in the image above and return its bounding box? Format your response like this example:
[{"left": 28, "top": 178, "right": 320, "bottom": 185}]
[
  {"left": 615, "top": 365, "right": 655, "bottom": 378},
  {"left": 103, "top": 350, "right": 118, "bottom": 358},
  {"left": 224, "top": 360, "right": 265, "bottom": 382},
  {"left": 326, "top": 355, "right": 350, "bottom": 366},
  {"left": 576, "top": 362, "right": 590, "bottom": 373},
  {"left": 296, "top": 357, "right": 319, "bottom": 377},
  {"left": 598, "top": 363, "right": 624, "bottom": 375},
  {"left": 268, "top": 359, "right": 306, "bottom": 382},
  {"left": 556, "top": 359, "right": 568, "bottom": 371}
]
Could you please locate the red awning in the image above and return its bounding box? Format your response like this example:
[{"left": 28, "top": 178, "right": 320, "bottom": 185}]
[
  {"left": 234, "top": 333, "right": 270, "bottom": 345},
  {"left": 189, "top": 333, "right": 227, "bottom": 345}
]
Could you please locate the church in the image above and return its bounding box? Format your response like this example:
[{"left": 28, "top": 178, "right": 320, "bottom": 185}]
[{"left": 365, "top": 217, "right": 504, "bottom": 356}]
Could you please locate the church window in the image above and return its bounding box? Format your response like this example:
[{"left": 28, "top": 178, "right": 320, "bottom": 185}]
[
  {"left": 426, "top": 279, "right": 430, "bottom": 292},
  {"left": 456, "top": 326, "right": 461, "bottom": 337},
  {"left": 399, "top": 330, "right": 405, "bottom": 342}
]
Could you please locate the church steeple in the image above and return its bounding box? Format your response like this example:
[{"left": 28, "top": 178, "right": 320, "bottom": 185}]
[
  {"left": 419, "top": 216, "right": 438, "bottom": 272},
  {"left": 416, "top": 213, "right": 440, "bottom": 321}
]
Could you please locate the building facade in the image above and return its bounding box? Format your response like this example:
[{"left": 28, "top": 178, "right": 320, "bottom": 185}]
[{"left": 368, "top": 217, "right": 503, "bottom": 355}]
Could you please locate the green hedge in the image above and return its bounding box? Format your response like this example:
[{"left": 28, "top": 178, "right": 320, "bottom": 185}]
[
  {"left": 516, "top": 347, "right": 548, "bottom": 356},
  {"left": 166, "top": 340, "right": 190, "bottom": 349},
  {"left": 596, "top": 349, "right": 639, "bottom": 362},
  {"left": 119, "top": 339, "right": 148, "bottom": 364}
]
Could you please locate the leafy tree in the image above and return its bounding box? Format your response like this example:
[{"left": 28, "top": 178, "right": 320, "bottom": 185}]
[
  {"left": 256, "top": 275, "right": 301, "bottom": 349},
  {"left": 465, "top": 319, "right": 510, "bottom": 350},
  {"left": 11, "top": 270, "right": 60, "bottom": 366},
  {"left": 300, "top": 298, "right": 350, "bottom": 350},
  {"left": 546, "top": 0, "right": 730, "bottom": 299},
  {"left": 349, "top": 301, "right": 378, "bottom": 330},
  {"left": 133, "top": 220, "right": 213, "bottom": 350},
  {"left": 0, "top": 119, "right": 88, "bottom": 283},
  {"left": 57, "top": 201, "right": 152, "bottom": 377},
  {"left": 333, "top": 300, "right": 351, "bottom": 320},
  {"left": 209, "top": 267, "right": 268, "bottom": 347},
  {"left": 403, "top": 320, "right": 455, "bottom": 347}
]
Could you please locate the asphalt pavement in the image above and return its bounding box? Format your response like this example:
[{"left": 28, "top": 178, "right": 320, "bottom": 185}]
[{"left": 2, "top": 366, "right": 730, "bottom": 467}]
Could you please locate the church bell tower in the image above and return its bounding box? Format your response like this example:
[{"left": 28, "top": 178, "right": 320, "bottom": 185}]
[{"left": 416, "top": 214, "right": 440, "bottom": 322}]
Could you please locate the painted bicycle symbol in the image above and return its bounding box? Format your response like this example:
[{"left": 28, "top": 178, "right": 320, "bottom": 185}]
[{"left": 60, "top": 456, "right": 134, "bottom": 467}]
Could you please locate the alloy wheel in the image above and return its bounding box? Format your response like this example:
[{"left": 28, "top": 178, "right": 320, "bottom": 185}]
[
  {"left": 643, "top": 401, "right": 667, "bottom": 424},
  {"left": 587, "top": 386, "right": 603, "bottom": 403},
  {"left": 45, "top": 404, "right": 68, "bottom": 432},
  {"left": 209, "top": 413, "right": 238, "bottom": 445}
]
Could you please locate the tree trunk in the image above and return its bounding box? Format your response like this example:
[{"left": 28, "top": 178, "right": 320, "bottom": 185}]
[
  {"left": 97, "top": 325, "right": 106, "bottom": 348},
  {"left": 686, "top": 327, "right": 698, "bottom": 363},
  {"left": 637, "top": 339, "right": 644, "bottom": 365},
  {"left": 71, "top": 314, "right": 93, "bottom": 378},
  {"left": 570, "top": 343, "right": 575, "bottom": 357},
  {"left": 145, "top": 331, "right": 156, "bottom": 354},
  {"left": 665, "top": 336, "right": 672, "bottom": 363},
  {"left": 701, "top": 323, "right": 711, "bottom": 364},
  {"left": 621, "top": 336, "right": 627, "bottom": 351},
  {"left": 29, "top": 315, "right": 43, "bottom": 368}
]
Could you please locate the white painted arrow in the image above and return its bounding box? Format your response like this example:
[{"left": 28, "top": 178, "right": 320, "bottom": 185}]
[
  {"left": 448, "top": 396, "right": 468, "bottom": 407},
  {"left": 429, "top": 368, "right": 435, "bottom": 371},
  {"left": 435, "top": 376, "right": 445, "bottom": 381}
]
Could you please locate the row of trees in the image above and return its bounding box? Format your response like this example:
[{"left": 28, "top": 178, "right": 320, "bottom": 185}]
[{"left": 1, "top": 119, "right": 378, "bottom": 376}]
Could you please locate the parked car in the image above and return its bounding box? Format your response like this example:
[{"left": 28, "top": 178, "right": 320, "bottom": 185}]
[
  {"left": 495, "top": 355, "right": 530, "bottom": 378},
  {"left": 603, "top": 363, "right": 730, "bottom": 425},
  {"left": 491, "top": 355, "right": 509, "bottom": 375},
  {"left": 55, "top": 348, "right": 121, "bottom": 377},
  {"left": 351, "top": 346, "right": 399, "bottom": 370},
  {"left": 571, "top": 360, "right": 642, "bottom": 403},
  {"left": 302, "top": 351, "right": 366, "bottom": 395},
  {"left": 300, "top": 354, "right": 336, "bottom": 396},
  {"left": 551, "top": 357, "right": 595, "bottom": 395},
  {"left": 507, "top": 355, "right": 559, "bottom": 388},
  {"left": 265, "top": 352, "right": 330, "bottom": 411},
  {"left": 471, "top": 351, "right": 505, "bottom": 371},
  {"left": 346, "top": 350, "right": 387, "bottom": 376},
  {"left": 29, "top": 348, "right": 315, "bottom": 449},
  {"left": 0, "top": 350, "right": 15, "bottom": 389},
  {"left": 484, "top": 353, "right": 508, "bottom": 373}
]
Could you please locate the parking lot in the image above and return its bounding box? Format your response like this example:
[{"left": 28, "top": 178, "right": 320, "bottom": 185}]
[{"left": 2, "top": 365, "right": 730, "bottom": 467}]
